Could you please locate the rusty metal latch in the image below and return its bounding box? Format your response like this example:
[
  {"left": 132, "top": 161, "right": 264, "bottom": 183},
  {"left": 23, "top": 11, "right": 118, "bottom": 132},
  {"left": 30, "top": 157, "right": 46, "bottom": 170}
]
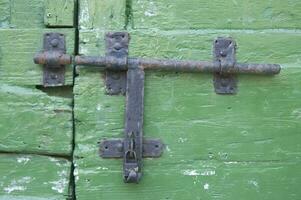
[
  {"left": 34, "top": 32, "right": 281, "bottom": 91},
  {"left": 33, "top": 32, "right": 281, "bottom": 183}
]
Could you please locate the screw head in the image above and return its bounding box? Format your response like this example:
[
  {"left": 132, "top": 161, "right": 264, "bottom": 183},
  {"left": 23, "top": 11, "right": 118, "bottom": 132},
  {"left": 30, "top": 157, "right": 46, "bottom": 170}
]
[
  {"left": 220, "top": 50, "right": 227, "bottom": 57},
  {"left": 51, "top": 39, "right": 59, "bottom": 47}
]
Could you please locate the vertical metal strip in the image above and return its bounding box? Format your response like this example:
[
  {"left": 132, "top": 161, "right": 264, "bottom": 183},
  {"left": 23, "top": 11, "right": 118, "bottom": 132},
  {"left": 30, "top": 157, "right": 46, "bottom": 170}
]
[
  {"left": 105, "top": 32, "right": 129, "bottom": 95},
  {"left": 213, "top": 37, "right": 237, "bottom": 94},
  {"left": 43, "top": 33, "right": 66, "bottom": 86},
  {"left": 123, "top": 65, "right": 144, "bottom": 183}
]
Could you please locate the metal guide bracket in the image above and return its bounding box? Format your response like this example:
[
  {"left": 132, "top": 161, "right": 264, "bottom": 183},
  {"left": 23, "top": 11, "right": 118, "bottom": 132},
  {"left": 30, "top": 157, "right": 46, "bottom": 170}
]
[
  {"left": 100, "top": 139, "right": 164, "bottom": 158},
  {"left": 36, "top": 33, "right": 69, "bottom": 87},
  {"left": 213, "top": 37, "right": 237, "bottom": 94},
  {"left": 105, "top": 32, "right": 129, "bottom": 95}
]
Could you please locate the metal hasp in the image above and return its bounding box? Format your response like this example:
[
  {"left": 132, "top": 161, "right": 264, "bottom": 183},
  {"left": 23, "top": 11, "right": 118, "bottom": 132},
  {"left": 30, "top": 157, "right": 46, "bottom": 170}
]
[
  {"left": 99, "top": 35, "right": 164, "bottom": 183},
  {"left": 33, "top": 33, "right": 71, "bottom": 86}
]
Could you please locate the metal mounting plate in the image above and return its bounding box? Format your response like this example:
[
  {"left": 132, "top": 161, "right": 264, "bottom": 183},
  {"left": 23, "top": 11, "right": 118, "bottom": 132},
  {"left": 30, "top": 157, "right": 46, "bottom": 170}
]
[
  {"left": 105, "top": 32, "right": 129, "bottom": 95},
  {"left": 99, "top": 139, "right": 164, "bottom": 158},
  {"left": 213, "top": 37, "right": 237, "bottom": 94},
  {"left": 43, "top": 32, "right": 66, "bottom": 86}
]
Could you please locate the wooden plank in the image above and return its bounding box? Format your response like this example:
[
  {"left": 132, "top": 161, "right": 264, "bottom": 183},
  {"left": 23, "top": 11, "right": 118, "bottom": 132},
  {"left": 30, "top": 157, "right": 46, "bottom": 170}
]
[
  {"left": 79, "top": 29, "right": 301, "bottom": 67},
  {"left": 0, "top": 154, "right": 71, "bottom": 199},
  {"left": 0, "top": 83, "right": 73, "bottom": 155},
  {"left": 0, "top": 0, "right": 10, "bottom": 28},
  {"left": 79, "top": 0, "right": 126, "bottom": 30},
  {"left": 0, "top": 0, "right": 75, "bottom": 29},
  {"left": 45, "top": 0, "right": 75, "bottom": 27},
  {"left": 0, "top": 28, "right": 74, "bottom": 86},
  {"left": 74, "top": 158, "right": 301, "bottom": 200},
  {"left": 74, "top": 31, "right": 301, "bottom": 198},
  {"left": 131, "top": 0, "right": 301, "bottom": 30},
  {"left": 0, "top": 0, "right": 45, "bottom": 29}
]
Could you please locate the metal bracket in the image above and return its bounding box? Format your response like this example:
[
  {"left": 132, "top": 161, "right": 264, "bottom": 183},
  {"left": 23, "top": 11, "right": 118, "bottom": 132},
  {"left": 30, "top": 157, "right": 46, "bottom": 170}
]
[
  {"left": 100, "top": 139, "right": 164, "bottom": 158},
  {"left": 38, "top": 33, "right": 68, "bottom": 86},
  {"left": 105, "top": 32, "right": 129, "bottom": 95},
  {"left": 213, "top": 37, "right": 237, "bottom": 94}
]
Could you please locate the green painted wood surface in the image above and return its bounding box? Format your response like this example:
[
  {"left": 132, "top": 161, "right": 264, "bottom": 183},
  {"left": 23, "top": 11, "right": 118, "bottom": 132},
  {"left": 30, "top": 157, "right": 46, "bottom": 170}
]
[
  {"left": 0, "top": 0, "right": 75, "bottom": 29},
  {"left": 74, "top": 67, "right": 301, "bottom": 199},
  {"left": 0, "top": 0, "right": 10, "bottom": 28},
  {"left": 1, "top": 0, "right": 301, "bottom": 199},
  {"left": 131, "top": 0, "right": 301, "bottom": 30},
  {"left": 75, "top": 0, "right": 301, "bottom": 199},
  {"left": 0, "top": 154, "right": 71, "bottom": 199},
  {"left": 0, "top": 83, "right": 73, "bottom": 155},
  {"left": 45, "top": 0, "right": 75, "bottom": 27},
  {"left": 0, "top": 0, "right": 75, "bottom": 199},
  {"left": 78, "top": 0, "right": 126, "bottom": 30},
  {"left": 0, "top": 0, "right": 44, "bottom": 28}
]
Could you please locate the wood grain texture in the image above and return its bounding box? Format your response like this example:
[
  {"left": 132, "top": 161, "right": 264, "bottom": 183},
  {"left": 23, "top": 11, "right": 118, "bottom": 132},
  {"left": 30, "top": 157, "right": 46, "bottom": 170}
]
[
  {"left": 79, "top": 0, "right": 126, "bottom": 30},
  {"left": 0, "top": 0, "right": 10, "bottom": 28},
  {"left": 45, "top": 0, "right": 75, "bottom": 27},
  {"left": 79, "top": 29, "right": 301, "bottom": 66},
  {"left": 131, "top": 0, "right": 301, "bottom": 30},
  {"left": 76, "top": 0, "right": 301, "bottom": 199},
  {"left": 0, "top": 0, "right": 75, "bottom": 199},
  {"left": 74, "top": 67, "right": 301, "bottom": 199},
  {"left": 0, "top": 154, "right": 71, "bottom": 199},
  {"left": 0, "top": 28, "right": 74, "bottom": 86},
  {"left": 0, "top": 0, "right": 74, "bottom": 29},
  {"left": 0, "top": 0, "right": 44, "bottom": 28},
  {"left": 75, "top": 32, "right": 301, "bottom": 199},
  {"left": 0, "top": 83, "right": 73, "bottom": 155}
]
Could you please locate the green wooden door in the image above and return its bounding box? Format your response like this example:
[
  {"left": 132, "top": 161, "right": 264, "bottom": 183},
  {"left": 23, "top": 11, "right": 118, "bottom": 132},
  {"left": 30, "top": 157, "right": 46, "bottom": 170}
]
[
  {"left": 0, "top": 0, "right": 75, "bottom": 199},
  {"left": 1, "top": 0, "right": 301, "bottom": 200},
  {"left": 74, "top": 0, "right": 301, "bottom": 200}
]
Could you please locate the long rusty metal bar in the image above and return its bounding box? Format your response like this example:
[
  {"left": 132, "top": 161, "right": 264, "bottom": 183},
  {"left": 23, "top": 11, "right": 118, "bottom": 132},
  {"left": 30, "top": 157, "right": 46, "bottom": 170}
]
[
  {"left": 34, "top": 51, "right": 281, "bottom": 75},
  {"left": 34, "top": 54, "right": 281, "bottom": 75},
  {"left": 73, "top": 56, "right": 280, "bottom": 75}
]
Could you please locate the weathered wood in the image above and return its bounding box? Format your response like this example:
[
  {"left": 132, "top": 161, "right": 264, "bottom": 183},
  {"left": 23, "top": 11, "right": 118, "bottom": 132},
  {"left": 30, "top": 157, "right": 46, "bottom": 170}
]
[
  {"left": 0, "top": 28, "right": 74, "bottom": 85},
  {"left": 79, "top": 29, "right": 301, "bottom": 66},
  {"left": 75, "top": 0, "right": 301, "bottom": 197},
  {"left": 0, "top": 0, "right": 45, "bottom": 28},
  {"left": 45, "top": 0, "right": 75, "bottom": 27},
  {"left": 0, "top": 154, "right": 71, "bottom": 199},
  {"left": 0, "top": 0, "right": 75, "bottom": 28},
  {"left": 0, "top": 83, "right": 73, "bottom": 155},
  {"left": 0, "top": 0, "right": 10, "bottom": 28},
  {"left": 74, "top": 67, "right": 301, "bottom": 199},
  {"left": 71, "top": 0, "right": 301, "bottom": 199},
  {"left": 78, "top": 0, "right": 126, "bottom": 30},
  {"left": 0, "top": 0, "right": 75, "bottom": 198},
  {"left": 74, "top": 158, "right": 301, "bottom": 199},
  {"left": 131, "top": 0, "right": 301, "bottom": 30},
  {"left": 74, "top": 32, "right": 301, "bottom": 197}
]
